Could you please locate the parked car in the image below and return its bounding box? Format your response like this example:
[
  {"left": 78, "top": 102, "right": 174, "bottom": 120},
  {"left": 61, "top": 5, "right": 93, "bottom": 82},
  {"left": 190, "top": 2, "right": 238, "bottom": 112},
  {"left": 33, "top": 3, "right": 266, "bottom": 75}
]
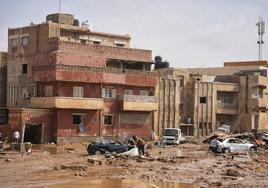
[
  {"left": 161, "top": 128, "right": 185, "bottom": 145},
  {"left": 209, "top": 138, "right": 257, "bottom": 153},
  {"left": 87, "top": 140, "right": 133, "bottom": 155}
]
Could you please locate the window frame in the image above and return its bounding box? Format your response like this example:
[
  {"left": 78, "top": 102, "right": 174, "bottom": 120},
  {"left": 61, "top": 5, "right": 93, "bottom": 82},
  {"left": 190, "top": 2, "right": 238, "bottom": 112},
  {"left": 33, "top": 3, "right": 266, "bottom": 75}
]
[
  {"left": 199, "top": 96, "right": 207, "bottom": 104},
  {"left": 104, "top": 115, "right": 113, "bottom": 126},
  {"left": 125, "top": 89, "right": 133, "bottom": 95},
  {"left": 11, "top": 38, "right": 17, "bottom": 48},
  {"left": 73, "top": 86, "right": 84, "bottom": 98},
  {"left": 44, "top": 85, "right": 53, "bottom": 97},
  {"left": 21, "top": 37, "right": 29, "bottom": 46}
]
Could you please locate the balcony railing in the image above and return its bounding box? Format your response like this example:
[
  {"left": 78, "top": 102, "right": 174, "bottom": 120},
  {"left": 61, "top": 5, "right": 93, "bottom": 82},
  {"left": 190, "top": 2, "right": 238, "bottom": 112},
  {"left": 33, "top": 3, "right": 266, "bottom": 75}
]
[
  {"left": 120, "top": 95, "right": 158, "bottom": 111},
  {"left": 121, "top": 95, "right": 158, "bottom": 103},
  {"left": 33, "top": 64, "right": 157, "bottom": 77},
  {"left": 217, "top": 101, "right": 238, "bottom": 109}
]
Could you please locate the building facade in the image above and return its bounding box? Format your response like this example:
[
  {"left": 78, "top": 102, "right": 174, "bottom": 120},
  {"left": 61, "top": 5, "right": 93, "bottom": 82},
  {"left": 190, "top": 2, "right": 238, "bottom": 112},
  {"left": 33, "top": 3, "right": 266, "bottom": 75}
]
[{"left": 1, "top": 13, "right": 158, "bottom": 143}]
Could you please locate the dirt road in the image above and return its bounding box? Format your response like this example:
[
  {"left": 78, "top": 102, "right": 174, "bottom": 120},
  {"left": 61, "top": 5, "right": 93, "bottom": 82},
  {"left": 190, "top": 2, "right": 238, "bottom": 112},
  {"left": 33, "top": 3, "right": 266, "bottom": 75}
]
[{"left": 0, "top": 143, "right": 268, "bottom": 188}]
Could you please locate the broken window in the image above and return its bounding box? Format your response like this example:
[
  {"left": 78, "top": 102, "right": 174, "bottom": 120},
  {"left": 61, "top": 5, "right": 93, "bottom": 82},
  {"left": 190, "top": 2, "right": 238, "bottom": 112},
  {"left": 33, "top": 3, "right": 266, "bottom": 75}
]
[
  {"left": 104, "top": 115, "right": 113, "bottom": 126},
  {"left": 72, "top": 114, "right": 86, "bottom": 132},
  {"left": 44, "top": 85, "right": 53, "bottom": 97},
  {"left": 11, "top": 38, "right": 17, "bottom": 48},
  {"left": 21, "top": 37, "right": 28, "bottom": 46},
  {"left": 73, "top": 86, "right": 84, "bottom": 98},
  {"left": 199, "top": 97, "right": 207, "bottom": 104},
  {"left": 21, "top": 64, "right": 28, "bottom": 74}
]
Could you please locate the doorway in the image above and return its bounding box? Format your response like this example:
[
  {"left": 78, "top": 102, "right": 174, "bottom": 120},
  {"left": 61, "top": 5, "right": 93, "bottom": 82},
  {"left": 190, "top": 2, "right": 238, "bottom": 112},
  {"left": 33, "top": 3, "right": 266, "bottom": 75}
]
[{"left": 23, "top": 124, "right": 44, "bottom": 144}]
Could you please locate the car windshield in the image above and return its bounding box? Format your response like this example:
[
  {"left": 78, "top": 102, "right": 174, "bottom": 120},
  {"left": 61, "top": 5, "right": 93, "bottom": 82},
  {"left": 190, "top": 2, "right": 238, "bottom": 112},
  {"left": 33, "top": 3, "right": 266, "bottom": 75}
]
[{"left": 164, "top": 129, "right": 179, "bottom": 136}]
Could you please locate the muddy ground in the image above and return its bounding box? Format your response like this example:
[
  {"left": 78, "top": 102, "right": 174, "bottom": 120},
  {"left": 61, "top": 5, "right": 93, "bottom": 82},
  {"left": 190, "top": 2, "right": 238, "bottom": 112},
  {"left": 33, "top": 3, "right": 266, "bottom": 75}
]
[{"left": 0, "top": 142, "right": 268, "bottom": 188}]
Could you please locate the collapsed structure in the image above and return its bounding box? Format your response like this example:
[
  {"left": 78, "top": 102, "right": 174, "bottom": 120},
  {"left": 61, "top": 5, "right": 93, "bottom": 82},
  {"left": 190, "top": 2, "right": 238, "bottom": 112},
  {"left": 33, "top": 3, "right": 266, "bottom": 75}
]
[{"left": 0, "top": 13, "right": 268, "bottom": 143}]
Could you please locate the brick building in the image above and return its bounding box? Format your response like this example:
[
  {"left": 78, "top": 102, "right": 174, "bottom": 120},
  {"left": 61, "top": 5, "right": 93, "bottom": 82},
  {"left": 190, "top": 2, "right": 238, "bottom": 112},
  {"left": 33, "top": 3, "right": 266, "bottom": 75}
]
[{"left": 1, "top": 13, "right": 158, "bottom": 143}]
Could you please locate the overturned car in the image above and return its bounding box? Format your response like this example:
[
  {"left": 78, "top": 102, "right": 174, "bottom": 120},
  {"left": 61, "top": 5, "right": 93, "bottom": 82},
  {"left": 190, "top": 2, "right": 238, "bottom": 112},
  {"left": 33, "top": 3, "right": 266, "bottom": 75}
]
[{"left": 209, "top": 138, "right": 257, "bottom": 153}]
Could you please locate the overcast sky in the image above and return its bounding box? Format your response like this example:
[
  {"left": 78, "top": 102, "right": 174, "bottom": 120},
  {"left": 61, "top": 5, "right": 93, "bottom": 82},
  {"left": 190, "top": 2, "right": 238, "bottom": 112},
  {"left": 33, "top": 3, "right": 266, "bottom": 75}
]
[{"left": 0, "top": 0, "right": 267, "bottom": 67}]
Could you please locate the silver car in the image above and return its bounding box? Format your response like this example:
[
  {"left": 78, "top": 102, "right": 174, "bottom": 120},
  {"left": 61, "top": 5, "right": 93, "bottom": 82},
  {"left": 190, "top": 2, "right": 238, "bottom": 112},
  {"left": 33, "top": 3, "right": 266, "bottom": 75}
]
[{"left": 219, "top": 138, "right": 257, "bottom": 153}]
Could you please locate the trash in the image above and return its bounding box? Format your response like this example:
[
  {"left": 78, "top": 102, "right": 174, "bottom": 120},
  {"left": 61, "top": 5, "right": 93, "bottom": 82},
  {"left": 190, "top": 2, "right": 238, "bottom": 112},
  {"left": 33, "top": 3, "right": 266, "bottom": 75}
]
[{"left": 120, "top": 147, "right": 139, "bottom": 157}]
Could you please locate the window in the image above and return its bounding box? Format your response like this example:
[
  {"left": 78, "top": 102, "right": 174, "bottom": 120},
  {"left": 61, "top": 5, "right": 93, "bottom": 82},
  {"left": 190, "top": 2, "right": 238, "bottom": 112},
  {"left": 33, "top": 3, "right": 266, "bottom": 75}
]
[
  {"left": 140, "top": 90, "right": 149, "bottom": 96},
  {"left": 102, "top": 88, "right": 116, "bottom": 98},
  {"left": 93, "top": 41, "right": 101, "bottom": 45},
  {"left": 0, "top": 110, "right": 8, "bottom": 125},
  {"left": 44, "top": 85, "right": 53, "bottom": 97},
  {"left": 73, "top": 86, "right": 84, "bottom": 97},
  {"left": 179, "top": 103, "right": 184, "bottom": 113},
  {"left": 104, "top": 115, "right": 113, "bottom": 126},
  {"left": 116, "top": 43, "right": 125, "bottom": 47},
  {"left": 199, "top": 97, "right": 207, "bottom": 104},
  {"left": 21, "top": 64, "right": 28, "bottom": 74},
  {"left": 21, "top": 37, "right": 28, "bottom": 46},
  {"left": 125, "top": 89, "right": 133, "bottom": 95},
  {"left": 11, "top": 38, "right": 17, "bottom": 48},
  {"left": 73, "top": 115, "right": 82, "bottom": 124}
]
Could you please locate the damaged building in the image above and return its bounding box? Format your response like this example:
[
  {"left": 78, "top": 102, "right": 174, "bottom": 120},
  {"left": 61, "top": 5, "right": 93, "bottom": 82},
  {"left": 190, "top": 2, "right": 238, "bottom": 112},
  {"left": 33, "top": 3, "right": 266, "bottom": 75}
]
[
  {"left": 1, "top": 13, "right": 158, "bottom": 143},
  {"left": 0, "top": 13, "right": 268, "bottom": 143},
  {"left": 156, "top": 61, "right": 268, "bottom": 137}
]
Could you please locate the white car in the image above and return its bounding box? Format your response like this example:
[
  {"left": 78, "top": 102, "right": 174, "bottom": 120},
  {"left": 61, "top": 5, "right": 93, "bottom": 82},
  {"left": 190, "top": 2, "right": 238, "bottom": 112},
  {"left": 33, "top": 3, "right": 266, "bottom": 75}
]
[{"left": 210, "top": 138, "right": 257, "bottom": 153}]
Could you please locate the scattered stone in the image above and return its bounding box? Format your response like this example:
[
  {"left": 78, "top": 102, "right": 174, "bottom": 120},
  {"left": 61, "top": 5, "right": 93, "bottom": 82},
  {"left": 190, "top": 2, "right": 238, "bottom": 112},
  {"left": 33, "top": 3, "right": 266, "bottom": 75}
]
[
  {"left": 60, "top": 165, "right": 87, "bottom": 171},
  {"left": 225, "top": 169, "right": 240, "bottom": 177},
  {"left": 5, "top": 158, "right": 13, "bottom": 162}
]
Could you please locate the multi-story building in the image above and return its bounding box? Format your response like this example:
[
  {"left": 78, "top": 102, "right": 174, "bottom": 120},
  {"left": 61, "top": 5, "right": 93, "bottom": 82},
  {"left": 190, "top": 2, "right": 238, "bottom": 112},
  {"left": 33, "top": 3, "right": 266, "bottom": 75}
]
[
  {"left": 1, "top": 13, "right": 158, "bottom": 143},
  {"left": 0, "top": 52, "right": 8, "bottom": 126},
  {"left": 156, "top": 63, "right": 268, "bottom": 137}
]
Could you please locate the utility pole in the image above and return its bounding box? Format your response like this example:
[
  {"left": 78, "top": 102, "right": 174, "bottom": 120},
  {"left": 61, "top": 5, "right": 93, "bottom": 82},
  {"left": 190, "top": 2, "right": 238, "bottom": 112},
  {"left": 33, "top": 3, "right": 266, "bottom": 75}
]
[
  {"left": 59, "top": 0, "right": 62, "bottom": 14},
  {"left": 256, "top": 17, "right": 265, "bottom": 61}
]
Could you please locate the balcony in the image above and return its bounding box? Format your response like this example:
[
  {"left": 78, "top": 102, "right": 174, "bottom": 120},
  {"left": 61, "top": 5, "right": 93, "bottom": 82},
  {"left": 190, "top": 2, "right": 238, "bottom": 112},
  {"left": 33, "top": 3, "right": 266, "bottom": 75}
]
[
  {"left": 31, "top": 97, "right": 104, "bottom": 110},
  {"left": 216, "top": 83, "right": 239, "bottom": 92},
  {"left": 121, "top": 95, "right": 158, "bottom": 111},
  {"left": 250, "top": 98, "right": 268, "bottom": 109},
  {"left": 216, "top": 102, "right": 239, "bottom": 115},
  {"left": 249, "top": 75, "right": 268, "bottom": 88},
  {"left": 32, "top": 64, "right": 157, "bottom": 87}
]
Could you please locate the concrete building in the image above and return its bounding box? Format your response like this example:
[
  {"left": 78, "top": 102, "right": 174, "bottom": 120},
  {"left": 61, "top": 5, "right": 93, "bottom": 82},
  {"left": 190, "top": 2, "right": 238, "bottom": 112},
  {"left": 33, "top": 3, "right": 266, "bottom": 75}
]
[
  {"left": 156, "top": 64, "right": 268, "bottom": 137},
  {"left": 0, "top": 52, "right": 8, "bottom": 126},
  {"left": 1, "top": 13, "right": 158, "bottom": 143}
]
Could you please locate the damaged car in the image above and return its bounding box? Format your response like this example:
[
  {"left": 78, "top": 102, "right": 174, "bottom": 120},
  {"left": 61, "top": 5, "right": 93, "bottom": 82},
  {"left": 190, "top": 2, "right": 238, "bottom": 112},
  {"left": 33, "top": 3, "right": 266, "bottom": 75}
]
[
  {"left": 209, "top": 138, "right": 257, "bottom": 153},
  {"left": 87, "top": 140, "right": 135, "bottom": 155}
]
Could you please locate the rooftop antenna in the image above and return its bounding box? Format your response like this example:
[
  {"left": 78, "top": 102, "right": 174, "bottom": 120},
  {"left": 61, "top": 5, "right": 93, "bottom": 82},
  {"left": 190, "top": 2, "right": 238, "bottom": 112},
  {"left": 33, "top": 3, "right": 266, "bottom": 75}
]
[
  {"left": 256, "top": 17, "right": 265, "bottom": 61},
  {"left": 59, "top": 0, "right": 62, "bottom": 14}
]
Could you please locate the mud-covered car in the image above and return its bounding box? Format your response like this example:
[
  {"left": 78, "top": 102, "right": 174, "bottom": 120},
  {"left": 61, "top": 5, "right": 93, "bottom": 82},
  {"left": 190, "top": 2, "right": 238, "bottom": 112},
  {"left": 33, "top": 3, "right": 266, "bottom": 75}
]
[
  {"left": 87, "top": 140, "right": 133, "bottom": 155},
  {"left": 209, "top": 138, "right": 257, "bottom": 153}
]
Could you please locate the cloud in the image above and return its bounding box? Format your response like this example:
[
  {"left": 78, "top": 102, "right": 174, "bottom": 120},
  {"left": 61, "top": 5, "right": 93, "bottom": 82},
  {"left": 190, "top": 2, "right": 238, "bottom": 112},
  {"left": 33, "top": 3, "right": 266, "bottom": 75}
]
[{"left": 0, "top": 0, "right": 267, "bottom": 68}]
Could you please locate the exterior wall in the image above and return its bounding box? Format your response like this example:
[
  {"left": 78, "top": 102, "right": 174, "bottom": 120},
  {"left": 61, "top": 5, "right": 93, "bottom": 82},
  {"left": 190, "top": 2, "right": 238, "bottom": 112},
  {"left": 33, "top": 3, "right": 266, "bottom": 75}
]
[
  {"left": 0, "top": 52, "right": 7, "bottom": 107},
  {"left": 238, "top": 75, "right": 268, "bottom": 132},
  {"left": 0, "top": 108, "right": 55, "bottom": 143},
  {"left": 224, "top": 61, "right": 268, "bottom": 67}
]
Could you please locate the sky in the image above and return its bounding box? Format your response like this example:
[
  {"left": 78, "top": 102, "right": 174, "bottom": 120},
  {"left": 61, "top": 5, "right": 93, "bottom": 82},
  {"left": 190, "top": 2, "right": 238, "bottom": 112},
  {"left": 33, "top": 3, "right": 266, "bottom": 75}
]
[{"left": 0, "top": 0, "right": 268, "bottom": 68}]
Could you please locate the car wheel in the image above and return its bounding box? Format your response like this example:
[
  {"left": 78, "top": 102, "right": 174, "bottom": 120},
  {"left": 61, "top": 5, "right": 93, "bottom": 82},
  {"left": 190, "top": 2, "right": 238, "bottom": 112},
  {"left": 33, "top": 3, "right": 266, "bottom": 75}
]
[
  {"left": 223, "top": 148, "right": 231, "bottom": 153},
  {"left": 250, "top": 147, "right": 257, "bottom": 153},
  {"left": 95, "top": 150, "right": 101, "bottom": 155}
]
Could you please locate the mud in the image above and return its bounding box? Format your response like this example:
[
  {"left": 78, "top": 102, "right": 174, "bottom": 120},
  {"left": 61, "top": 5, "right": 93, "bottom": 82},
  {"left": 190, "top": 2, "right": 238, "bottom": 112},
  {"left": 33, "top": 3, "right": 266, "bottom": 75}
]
[{"left": 0, "top": 143, "right": 268, "bottom": 188}]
